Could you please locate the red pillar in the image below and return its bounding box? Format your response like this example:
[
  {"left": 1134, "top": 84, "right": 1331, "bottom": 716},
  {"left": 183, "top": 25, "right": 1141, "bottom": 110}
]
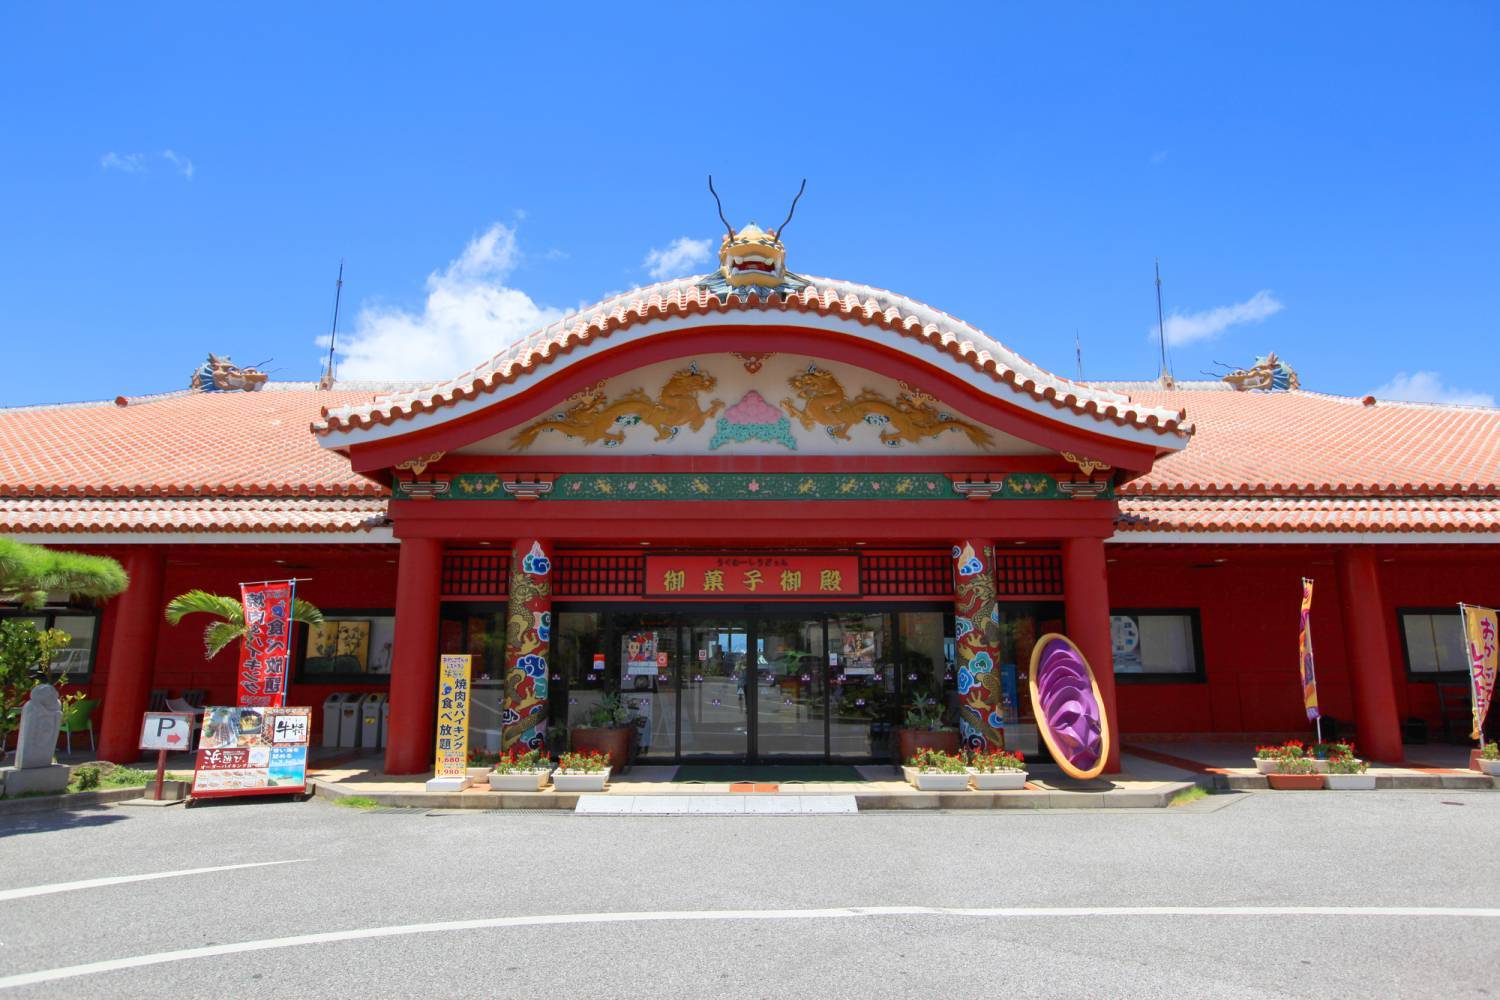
[
  {"left": 1336, "top": 548, "right": 1404, "bottom": 763},
  {"left": 384, "top": 537, "right": 443, "bottom": 774},
  {"left": 97, "top": 547, "right": 166, "bottom": 763},
  {"left": 1063, "top": 536, "right": 1121, "bottom": 773}
]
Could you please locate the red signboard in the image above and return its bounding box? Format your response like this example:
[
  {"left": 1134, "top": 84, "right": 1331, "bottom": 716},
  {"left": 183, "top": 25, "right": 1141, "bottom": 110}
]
[
  {"left": 237, "top": 581, "right": 295, "bottom": 707},
  {"left": 645, "top": 554, "right": 861, "bottom": 598}
]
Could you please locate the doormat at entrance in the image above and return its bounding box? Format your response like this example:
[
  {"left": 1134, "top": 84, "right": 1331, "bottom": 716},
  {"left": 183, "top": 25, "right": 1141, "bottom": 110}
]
[{"left": 672, "top": 765, "right": 865, "bottom": 784}]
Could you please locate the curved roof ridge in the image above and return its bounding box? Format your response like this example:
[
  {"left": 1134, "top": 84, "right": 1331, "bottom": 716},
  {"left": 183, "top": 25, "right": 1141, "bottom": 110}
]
[{"left": 315, "top": 274, "right": 1187, "bottom": 441}]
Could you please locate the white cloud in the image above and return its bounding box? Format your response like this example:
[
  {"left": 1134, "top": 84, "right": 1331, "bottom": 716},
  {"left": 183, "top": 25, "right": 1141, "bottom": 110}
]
[
  {"left": 1153, "top": 290, "right": 1284, "bottom": 347},
  {"left": 1150, "top": 149, "right": 1169, "bottom": 165},
  {"left": 1371, "top": 371, "right": 1495, "bottom": 407},
  {"left": 330, "top": 222, "right": 565, "bottom": 382},
  {"left": 161, "top": 149, "right": 195, "bottom": 179},
  {"left": 644, "top": 236, "right": 712, "bottom": 280},
  {"left": 100, "top": 152, "right": 145, "bottom": 173}
]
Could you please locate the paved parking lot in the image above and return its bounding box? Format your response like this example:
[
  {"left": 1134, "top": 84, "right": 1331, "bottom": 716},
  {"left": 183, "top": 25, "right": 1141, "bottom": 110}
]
[{"left": 1, "top": 790, "right": 1497, "bottom": 998}]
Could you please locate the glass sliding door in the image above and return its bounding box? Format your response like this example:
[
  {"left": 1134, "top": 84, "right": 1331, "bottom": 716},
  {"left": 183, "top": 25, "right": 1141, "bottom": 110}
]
[
  {"left": 754, "top": 617, "right": 826, "bottom": 759},
  {"left": 827, "top": 612, "right": 898, "bottom": 758},
  {"left": 680, "top": 619, "right": 750, "bottom": 757}
]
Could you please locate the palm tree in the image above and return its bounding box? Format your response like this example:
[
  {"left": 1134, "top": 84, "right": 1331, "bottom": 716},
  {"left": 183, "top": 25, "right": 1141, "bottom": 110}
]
[{"left": 164, "top": 589, "right": 324, "bottom": 659}]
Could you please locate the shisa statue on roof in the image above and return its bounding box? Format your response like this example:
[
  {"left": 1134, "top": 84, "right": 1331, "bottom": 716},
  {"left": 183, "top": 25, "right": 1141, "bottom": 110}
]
[
  {"left": 191, "top": 353, "right": 269, "bottom": 392},
  {"left": 1219, "top": 352, "right": 1300, "bottom": 392}
]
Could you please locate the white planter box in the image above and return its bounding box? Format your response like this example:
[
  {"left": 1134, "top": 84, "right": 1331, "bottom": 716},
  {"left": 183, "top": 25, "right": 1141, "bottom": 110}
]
[
  {"left": 1253, "top": 759, "right": 1280, "bottom": 774},
  {"left": 1479, "top": 759, "right": 1500, "bottom": 777},
  {"left": 912, "top": 771, "right": 970, "bottom": 792},
  {"left": 1310, "top": 759, "right": 1331, "bottom": 773},
  {"left": 488, "top": 770, "right": 552, "bottom": 791},
  {"left": 968, "top": 768, "right": 1027, "bottom": 790},
  {"left": 466, "top": 766, "right": 494, "bottom": 780},
  {"left": 901, "top": 765, "right": 917, "bottom": 785},
  {"left": 1323, "top": 773, "right": 1376, "bottom": 790},
  {"left": 552, "top": 768, "right": 610, "bottom": 792}
]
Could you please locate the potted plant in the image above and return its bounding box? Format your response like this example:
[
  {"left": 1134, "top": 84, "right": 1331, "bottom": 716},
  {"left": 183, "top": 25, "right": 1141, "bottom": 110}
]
[
  {"left": 966, "top": 748, "right": 1028, "bottom": 790},
  {"left": 1308, "top": 741, "right": 1341, "bottom": 773},
  {"left": 1266, "top": 752, "right": 1323, "bottom": 790},
  {"left": 1252, "top": 744, "right": 1283, "bottom": 775},
  {"left": 552, "top": 749, "right": 611, "bottom": 792},
  {"left": 1478, "top": 742, "right": 1500, "bottom": 777},
  {"left": 907, "top": 748, "right": 970, "bottom": 791},
  {"left": 894, "top": 694, "right": 960, "bottom": 763},
  {"left": 488, "top": 746, "right": 554, "bottom": 791},
  {"left": 466, "top": 748, "right": 500, "bottom": 780},
  {"left": 1324, "top": 754, "right": 1375, "bottom": 790},
  {"left": 570, "top": 694, "right": 634, "bottom": 773}
]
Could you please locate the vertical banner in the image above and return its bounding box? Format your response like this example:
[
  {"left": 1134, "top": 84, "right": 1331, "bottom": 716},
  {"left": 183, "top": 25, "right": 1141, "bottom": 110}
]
[
  {"left": 238, "top": 581, "right": 295, "bottom": 708},
  {"left": 953, "top": 539, "right": 1004, "bottom": 751},
  {"left": 1462, "top": 604, "right": 1498, "bottom": 741},
  {"left": 1299, "top": 578, "right": 1320, "bottom": 721},
  {"left": 433, "top": 654, "right": 472, "bottom": 779},
  {"left": 502, "top": 539, "right": 552, "bottom": 751}
]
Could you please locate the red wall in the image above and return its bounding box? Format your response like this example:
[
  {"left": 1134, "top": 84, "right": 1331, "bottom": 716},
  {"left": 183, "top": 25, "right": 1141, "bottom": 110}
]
[{"left": 84, "top": 544, "right": 399, "bottom": 744}]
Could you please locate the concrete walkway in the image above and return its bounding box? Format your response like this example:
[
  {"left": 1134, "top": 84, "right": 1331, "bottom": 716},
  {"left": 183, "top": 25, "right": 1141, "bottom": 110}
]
[{"left": 1122, "top": 739, "right": 1496, "bottom": 790}]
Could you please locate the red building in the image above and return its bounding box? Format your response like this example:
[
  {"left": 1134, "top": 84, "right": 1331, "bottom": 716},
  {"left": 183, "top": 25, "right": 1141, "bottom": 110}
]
[{"left": 4, "top": 233, "right": 1497, "bottom": 773}]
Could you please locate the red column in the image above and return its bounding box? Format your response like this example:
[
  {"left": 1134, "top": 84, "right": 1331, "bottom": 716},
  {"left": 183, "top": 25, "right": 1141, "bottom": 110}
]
[
  {"left": 1336, "top": 548, "right": 1404, "bottom": 763},
  {"left": 1063, "top": 536, "right": 1121, "bottom": 773},
  {"left": 384, "top": 537, "right": 443, "bottom": 774},
  {"left": 97, "top": 547, "right": 166, "bottom": 763}
]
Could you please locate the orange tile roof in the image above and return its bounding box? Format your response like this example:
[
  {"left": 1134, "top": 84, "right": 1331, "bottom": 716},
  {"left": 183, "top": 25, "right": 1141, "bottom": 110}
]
[
  {"left": 1117, "top": 496, "right": 1500, "bottom": 535},
  {"left": 313, "top": 276, "right": 1193, "bottom": 442},
  {"left": 0, "top": 386, "right": 399, "bottom": 498},
  {"left": 1111, "top": 386, "right": 1500, "bottom": 496},
  {"left": 0, "top": 496, "right": 390, "bottom": 534}
]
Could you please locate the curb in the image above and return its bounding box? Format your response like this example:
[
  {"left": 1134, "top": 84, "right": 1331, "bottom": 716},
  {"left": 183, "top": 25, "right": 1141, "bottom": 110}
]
[
  {"left": 0, "top": 786, "right": 146, "bottom": 816},
  {"left": 1214, "top": 773, "right": 1497, "bottom": 791},
  {"left": 309, "top": 778, "right": 1197, "bottom": 811}
]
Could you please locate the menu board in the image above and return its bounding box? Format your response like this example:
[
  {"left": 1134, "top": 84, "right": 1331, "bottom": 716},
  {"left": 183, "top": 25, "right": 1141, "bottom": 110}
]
[{"left": 191, "top": 706, "right": 312, "bottom": 799}]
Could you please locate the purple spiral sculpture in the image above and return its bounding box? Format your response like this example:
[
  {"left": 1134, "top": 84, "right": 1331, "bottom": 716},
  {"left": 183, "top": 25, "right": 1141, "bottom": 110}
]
[{"left": 1029, "top": 634, "right": 1108, "bottom": 779}]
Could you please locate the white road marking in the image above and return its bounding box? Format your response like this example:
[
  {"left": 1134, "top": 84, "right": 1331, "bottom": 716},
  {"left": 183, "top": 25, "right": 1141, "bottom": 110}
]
[
  {"left": 0, "top": 860, "right": 305, "bottom": 903},
  {"left": 1, "top": 904, "right": 1496, "bottom": 989}
]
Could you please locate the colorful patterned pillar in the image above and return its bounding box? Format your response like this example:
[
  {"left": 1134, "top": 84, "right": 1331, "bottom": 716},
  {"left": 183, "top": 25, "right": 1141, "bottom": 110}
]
[
  {"left": 502, "top": 539, "right": 553, "bottom": 751},
  {"left": 952, "top": 539, "right": 1004, "bottom": 751}
]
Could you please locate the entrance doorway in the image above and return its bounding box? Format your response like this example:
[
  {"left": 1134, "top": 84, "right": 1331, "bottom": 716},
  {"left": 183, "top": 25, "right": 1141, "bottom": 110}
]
[{"left": 551, "top": 607, "right": 955, "bottom": 764}]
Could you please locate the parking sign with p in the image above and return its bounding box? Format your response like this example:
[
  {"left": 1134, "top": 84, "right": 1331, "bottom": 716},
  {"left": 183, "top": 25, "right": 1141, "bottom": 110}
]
[{"left": 139, "top": 712, "right": 195, "bottom": 751}]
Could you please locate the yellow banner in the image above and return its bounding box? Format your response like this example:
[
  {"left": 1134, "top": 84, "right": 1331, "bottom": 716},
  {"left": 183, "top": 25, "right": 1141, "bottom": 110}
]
[
  {"left": 433, "top": 654, "right": 472, "bottom": 779},
  {"left": 1463, "top": 606, "right": 1498, "bottom": 740}
]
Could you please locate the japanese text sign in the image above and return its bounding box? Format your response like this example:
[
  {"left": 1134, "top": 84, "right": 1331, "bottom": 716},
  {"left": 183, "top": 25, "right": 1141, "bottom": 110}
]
[
  {"left": 139, "top": 712, "right": 194, "bottom": 751},
  {"left": 191, "top": 706, "right": 311, "bottom": 798},
  {"left": 433, "top": 654, "right": 472, "bottom": 779},
  {"left": 237, "top": 580, "right": 295, "bottom": 708},
  {"left": 645, "top": 554, "right": 860, "bottom": 598}
]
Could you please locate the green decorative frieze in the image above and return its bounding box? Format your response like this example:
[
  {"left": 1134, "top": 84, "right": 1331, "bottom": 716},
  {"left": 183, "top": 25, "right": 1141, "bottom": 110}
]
[{"left": 396, "top": 472, "right": 1114, "bottom": 502}]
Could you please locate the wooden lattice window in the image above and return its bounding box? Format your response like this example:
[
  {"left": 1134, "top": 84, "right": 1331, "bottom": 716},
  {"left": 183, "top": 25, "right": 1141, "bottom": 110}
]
[
  {"left": 858, "top": 553, "right": 953, "bottom": 597},
  {"left": 554, "top": 554, "right": 646, "bottom": 597},
  {"left": 994, "top": 552, "right": 1064, "bottom": 598},
  {"left": 440, "top": 552, "right": 510, "bottom": 598}
]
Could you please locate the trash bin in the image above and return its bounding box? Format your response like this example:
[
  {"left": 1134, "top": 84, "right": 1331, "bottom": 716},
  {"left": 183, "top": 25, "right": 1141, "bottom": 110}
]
[
  {"left": 380, "top": 698, "right": 391, "bottom": 749},
  {"left": 338, "top": 694, "right": 368, "bottom": 748},
  {"left": 360, "top": 693, "right": 387, "bottom": 749},
  {"left": 322, "top": 693, "right": 350, "bottom": 748}
]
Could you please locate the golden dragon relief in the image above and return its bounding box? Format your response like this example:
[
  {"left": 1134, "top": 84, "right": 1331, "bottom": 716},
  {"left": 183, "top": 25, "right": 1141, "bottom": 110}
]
[
  {"left": 781, "top": 366, "right": 993, "bottom": 448},
  {"left": 511, "top": 365, "right": 724, "bottom": 450}
]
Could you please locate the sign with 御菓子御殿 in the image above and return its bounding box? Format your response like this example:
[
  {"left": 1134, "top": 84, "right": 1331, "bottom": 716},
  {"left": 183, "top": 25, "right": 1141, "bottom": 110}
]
[{"left": 644, "top": 554, "right": 861, "bottom": 598}]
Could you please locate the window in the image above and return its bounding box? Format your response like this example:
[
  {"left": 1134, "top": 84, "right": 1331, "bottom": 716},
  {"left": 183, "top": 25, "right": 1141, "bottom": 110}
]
[
  {"left": 1110, "top": 609, "right": 1204, "bottom": 681},
  {"left": 1398, "top": 610, "right": 1469, "bottom": 677},
  {"left": 296, "top": 610, "right": 395, "bottom": 681},
  {"left": 0, "top": 608, "right": 101, "bottom": 680}
]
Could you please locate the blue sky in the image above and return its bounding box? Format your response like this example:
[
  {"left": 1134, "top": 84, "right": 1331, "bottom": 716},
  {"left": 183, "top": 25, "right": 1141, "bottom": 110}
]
[{"left": 2, "top": 3, "right": 1496, "bottom": 407}]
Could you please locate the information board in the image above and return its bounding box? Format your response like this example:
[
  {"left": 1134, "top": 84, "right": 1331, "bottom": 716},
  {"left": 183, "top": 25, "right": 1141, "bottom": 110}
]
[
  {"left": 191, "top": 706, "right": 312, "bottom": 799},
  {"left": 433, "top": 654, "right": 472, "bottom": 780}
]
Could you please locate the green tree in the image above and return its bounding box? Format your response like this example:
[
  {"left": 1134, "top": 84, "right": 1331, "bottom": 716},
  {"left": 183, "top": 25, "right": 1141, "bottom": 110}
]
[
  {"left": 0, "top": 619, "right": 74, "bottom": 755},
  {"left": 0, "top": 538, "right": 128, "bottom": 610},
  {"left": 164, "top": 590, "right": 324, "bottom": 658}
]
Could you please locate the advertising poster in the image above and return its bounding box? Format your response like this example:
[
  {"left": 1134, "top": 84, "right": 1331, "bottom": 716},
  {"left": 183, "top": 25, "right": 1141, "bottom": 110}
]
[
  {"left": 624, "top": 631, "right": 659, "bottom": 676},
  {"left": 433, "top": 654, "right": 472, "bottom": 779},
  {"left": 841, "top": 630, "right": 876, "bottom": 675},
  {"left": 237, "top": 580, "right": 296, "bottom": 707},
  {"left": 191, "top": 706, "right": 311, "bottom": 798}
]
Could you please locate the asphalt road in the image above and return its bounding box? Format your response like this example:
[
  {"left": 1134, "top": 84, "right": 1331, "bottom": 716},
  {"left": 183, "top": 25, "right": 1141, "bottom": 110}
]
[{"left": 1, "top": 791, "right": 1497, "bottom": 998}]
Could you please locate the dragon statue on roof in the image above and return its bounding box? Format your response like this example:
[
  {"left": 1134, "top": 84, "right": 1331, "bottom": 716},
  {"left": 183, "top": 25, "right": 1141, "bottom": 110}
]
[
  {"left": 695, "top": 177, "right": 811, "bottom": 300},
  {"left": 190, "top": 353, "right": 268, "bottom": 392},
  {"left": 1219, "top": 352, "right": 1299, "bottom": 392}
]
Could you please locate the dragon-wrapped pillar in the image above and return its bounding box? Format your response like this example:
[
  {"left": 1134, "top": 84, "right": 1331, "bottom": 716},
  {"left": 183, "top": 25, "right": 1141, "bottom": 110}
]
[
  {"left": 502, "top": 539, "right": 553, "bottom": 752},
  {"left": 952, "top": 540, "right": 1004, "bottom": 752}
]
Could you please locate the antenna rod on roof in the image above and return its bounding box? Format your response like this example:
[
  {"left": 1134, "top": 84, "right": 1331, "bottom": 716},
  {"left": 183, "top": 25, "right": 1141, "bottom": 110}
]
[
  {"left": 1075, "top": 330, "right": 1084, "bottom": 381},
  {"left": 1154, "top": 258, "right": 1173, "bottom": 387},
  {"left": 321, "top": 260, "right": 344, "bottom": 389}
]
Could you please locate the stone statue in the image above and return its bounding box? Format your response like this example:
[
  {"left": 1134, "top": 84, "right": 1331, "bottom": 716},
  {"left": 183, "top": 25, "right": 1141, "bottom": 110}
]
[{"left": 15, "top": 684, "right": 62, "bottom": 769}]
